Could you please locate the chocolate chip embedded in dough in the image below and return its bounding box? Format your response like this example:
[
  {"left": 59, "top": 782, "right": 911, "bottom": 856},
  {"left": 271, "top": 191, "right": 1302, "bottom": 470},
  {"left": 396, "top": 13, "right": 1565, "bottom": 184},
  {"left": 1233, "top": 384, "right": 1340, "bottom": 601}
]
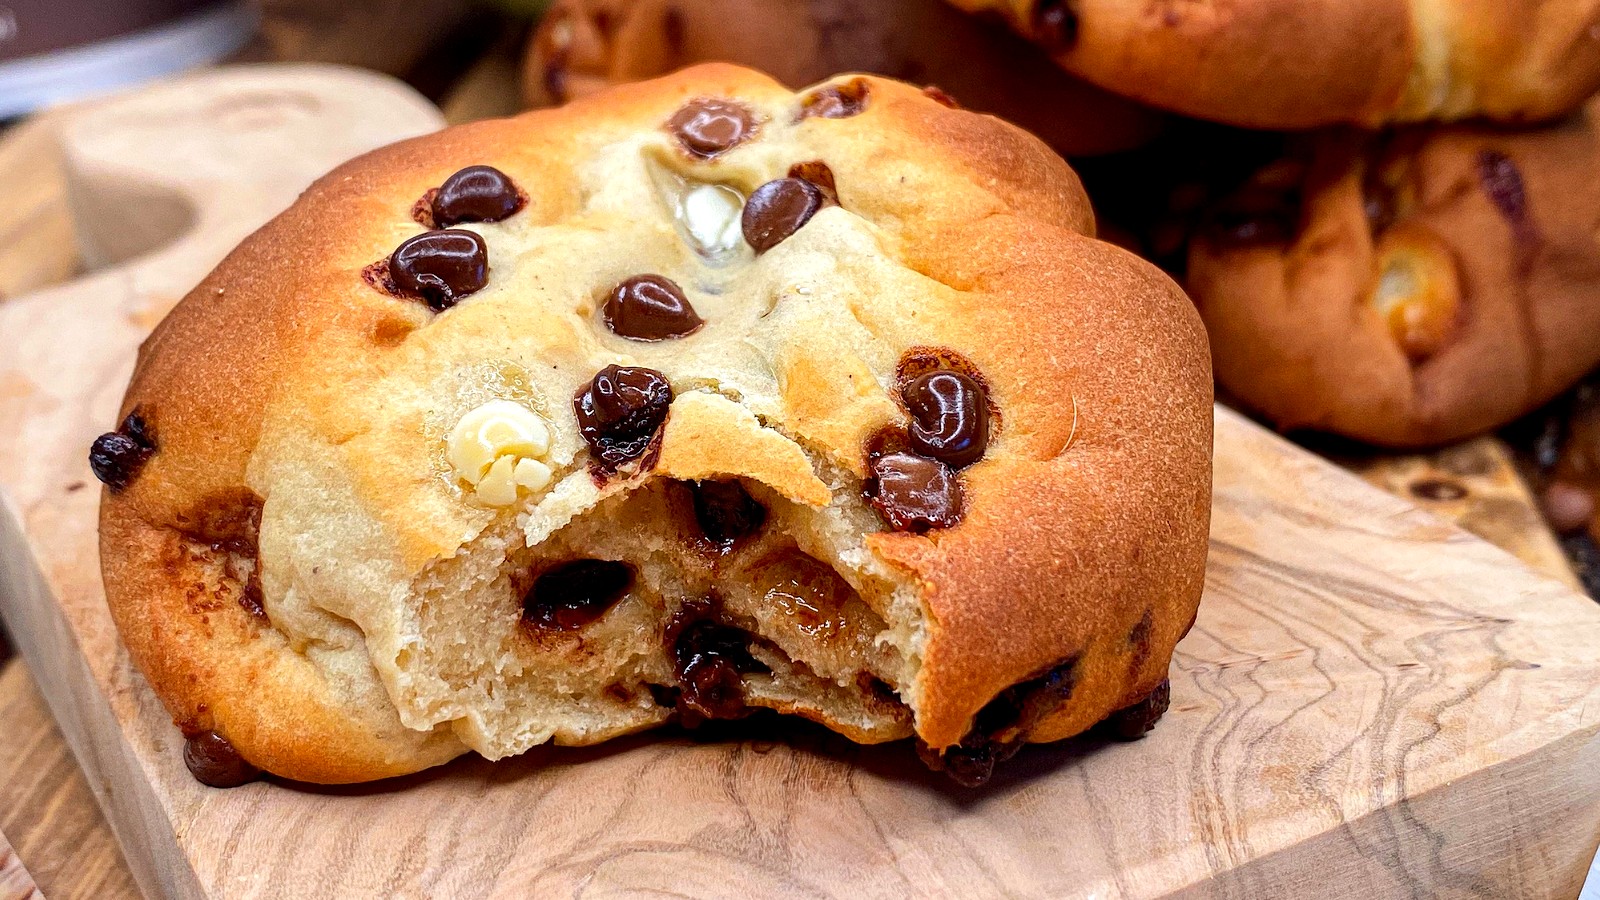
[
  {"left": 866, "top": 452, "right": 963, "bottom": 532},
  {"left": 903, "top": 371, "right": 991, "bottom": 469},
  {"left": 690, "top": 480, "right": 767, "bottom": 547},
  {"left": 573, "top": 365, "right": 673, "bottom": 471},
  {"left": 388, "top": 229, "right": 489, "bottom": 311},
  {"left": 741, "top": 177, "right": 825, "bottom": 253},
  {"left": 522, "top": 559, "right": 635, "bottom": 630},
  {"left": 431, "top": 165, "right": 524, "bottom": 227},
  {"left": 1102, "top": 679, "right": 1172, "bottom": 741},
  {"left": 667, "top": 98, "right": 755, "bottom": 158},
  {"left": 799, "top": 80, "right": 870, "bottom": 120},
  {"left": 1034, "top": 0, "right": 1080, "bottom": 51},
  {"left": 604, "top": 274, "right": 704, "bottom": 341},
  {"left": 183, "top": 731, "right": 260, "bottom": 788},
  {"left": 89, "top": 409, "right": 156, "bottom": 491}
]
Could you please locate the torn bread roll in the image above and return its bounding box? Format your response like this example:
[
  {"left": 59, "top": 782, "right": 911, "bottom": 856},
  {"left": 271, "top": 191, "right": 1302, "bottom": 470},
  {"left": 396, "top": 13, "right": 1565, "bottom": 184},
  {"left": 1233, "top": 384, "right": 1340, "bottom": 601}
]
[{"left": 94, "top": 64, "right": 1212, "bottom": 788}]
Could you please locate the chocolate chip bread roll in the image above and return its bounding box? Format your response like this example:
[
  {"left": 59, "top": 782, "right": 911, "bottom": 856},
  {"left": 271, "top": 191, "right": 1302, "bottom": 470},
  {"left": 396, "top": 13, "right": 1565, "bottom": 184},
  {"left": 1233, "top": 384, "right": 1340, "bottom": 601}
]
[
  {"left": 95, "top": 64, "right": 1212, "bottom": 787},
  {"left": 1189, "top": 99, "right": 1600, "bottom": 448},
  {"left": 526, "top": 0, "right": 1165, "bottom": 157},
  {"left": 945, "top": 0, "right": 1600, "bottom": 128}
]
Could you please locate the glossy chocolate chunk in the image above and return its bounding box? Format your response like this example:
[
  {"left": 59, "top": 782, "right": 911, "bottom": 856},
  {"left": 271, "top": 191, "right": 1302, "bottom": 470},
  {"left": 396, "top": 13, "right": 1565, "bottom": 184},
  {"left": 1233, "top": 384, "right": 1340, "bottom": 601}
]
[
  {"left": 432, "top": 165, "right": 524, "bottom": 226},
  {"left": 389, "top": 229, "right": 488, "bottom": 311},
  {"left": 1102, "top": 679, "right": 1172, "bottom": 740},
  {"left": 867, "top": 452, "right": 962, "bottom": 532},
  {"left": 741, "top": 177, "right": 824, "bottom": 253},
  {"left": 573, "top": 365, "right": 673, "bottom": 471},
  {"left": 667, "top": 98, "right": 754, "bottom": 158},
  {"left": 183, "top": 731, "right": 260, "bottom": 788},
  {"left": 691, "top": 479, "right": 766, "bottom": 546},
  {"left": 89, "top": 409, "right": 156, "bottom": 492},
  {"left": 523, "top": 559, "right": 634, "bottom": 630},
  {"left": 666, "top": 599, "right": 767, "bottom": 721},
  {"left": 904, "top": 371, "right": 990, "bottom": 469},
  {"left": 799, "top": 80, "right": 869, "bottom": 120},
  {"left": 604, "top": 274, "right": 703, "bottom": 341}
]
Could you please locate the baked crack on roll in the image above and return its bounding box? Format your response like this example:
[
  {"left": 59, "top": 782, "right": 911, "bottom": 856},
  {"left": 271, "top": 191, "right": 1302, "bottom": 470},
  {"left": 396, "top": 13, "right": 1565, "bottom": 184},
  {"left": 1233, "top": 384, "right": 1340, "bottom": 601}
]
[
  {"left": 94, "top": 64, "right": 1212, "bottom": 787},
  {"left": 1190, "top": 97, "right": 1600, "bottom": 448},
  {"left": 944, "top": 0, "right": 1600, "bottom": 128}
]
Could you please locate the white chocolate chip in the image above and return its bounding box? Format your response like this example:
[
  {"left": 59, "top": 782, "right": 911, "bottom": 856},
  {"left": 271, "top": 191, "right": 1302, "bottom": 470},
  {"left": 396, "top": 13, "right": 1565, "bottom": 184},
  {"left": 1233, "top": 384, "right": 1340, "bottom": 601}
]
[
  {"left": 446, "top": 400, "right": 555, "bottom": 506},
  {"left": 678, "top": 182, "right": 744, "bottom": 257}
]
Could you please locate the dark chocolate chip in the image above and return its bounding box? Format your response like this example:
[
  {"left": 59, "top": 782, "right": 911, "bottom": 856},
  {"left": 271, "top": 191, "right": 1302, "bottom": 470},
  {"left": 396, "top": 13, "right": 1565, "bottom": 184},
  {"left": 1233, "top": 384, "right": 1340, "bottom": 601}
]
[
  {"left": 573, "top": 365, "right": 673, "bottom": 471},
  {"left": 1102, "top": 679, "right": 1171, "bottom": 741},
  {"left": 799, "top": 80, "right": 869, "bottom": 120},
  {"left": 604, "top": 274, "right": 704, "bottom": 341},
  {"left": 523, "top": 559, "right": 634, "bottom": 630},
  {"left": 741, "top": 178, "right": 824, "bottom": 253},
  {"left": 665, "top": 598, "right": 768, "bottom": 721},
  {"left": 691, "top": 480, "right": 767, "bottom": 546},
  {"left": 183, "top": 731, "right": 260, "bottom": 788},
  {"left": 903, "top": 371, "right": 990, "bottom": 469},
  {"left": 667, "top": 98, "right": 754, "bottom": 158},
  {"left": 90, "top": 409, "right": 157, "bottom": 491},
  {"left": 921, "top": 655, "right": 1080, "bottom": 786},
  {"left": 431, "top": 165, "right": 524, "bottom": 226},
  {"left": 389, "top": 229, "right": 488, "bottom": 311},
  {"left": 1035, "top": 0, "right": 1080, "bottom": 51},
  {"left": 1477, "top": 150, "right": 1528, "bottom": 230},
  {"left": 867, "top": 452, "right": 962, "bottom": 532}
]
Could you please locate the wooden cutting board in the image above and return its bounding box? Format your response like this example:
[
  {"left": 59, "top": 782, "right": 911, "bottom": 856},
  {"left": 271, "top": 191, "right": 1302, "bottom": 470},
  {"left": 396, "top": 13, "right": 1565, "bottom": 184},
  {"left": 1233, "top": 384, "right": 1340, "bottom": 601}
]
[{"left": 1, "top": 64, "right": 1598, "bottom": 900}]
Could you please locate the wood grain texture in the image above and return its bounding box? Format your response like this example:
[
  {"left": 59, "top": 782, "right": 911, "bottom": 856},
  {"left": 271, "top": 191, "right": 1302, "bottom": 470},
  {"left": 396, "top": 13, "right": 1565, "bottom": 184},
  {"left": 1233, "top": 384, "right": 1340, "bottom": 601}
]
[
  {"left": 0, "top": 65, "right": 1598, "bottom": 900},
  {"left": 0, "top": 661, "right": 139, "bottom": 900},
  {"left": 1350, "top": 436, "right": 1581, "bottom": 591},
  {"left": 0, "top": 828, "right": 42, "bottom": 900}
]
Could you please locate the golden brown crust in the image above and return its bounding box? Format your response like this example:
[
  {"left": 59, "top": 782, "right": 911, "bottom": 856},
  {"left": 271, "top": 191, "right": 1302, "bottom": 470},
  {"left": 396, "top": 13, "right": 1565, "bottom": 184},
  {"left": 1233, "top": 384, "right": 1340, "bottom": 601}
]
[
  {"left": 98, "top": 64, "right": 1210, "bottom": 782},
  {"left": 525, "top": 0, "right": 1166, "bottom": 156},
  {"left": 1188, "top": 98, "right": 1600, "bottom": 448},
  {"left": 945, "top": 0, "right": 1600, "bottom": 128}
]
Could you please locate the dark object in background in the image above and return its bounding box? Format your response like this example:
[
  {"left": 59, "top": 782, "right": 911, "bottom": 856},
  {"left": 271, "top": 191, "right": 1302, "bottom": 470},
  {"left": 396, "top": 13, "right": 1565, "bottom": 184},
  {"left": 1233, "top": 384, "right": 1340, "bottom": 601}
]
[
  {"left": 0, "top": 0, "right": 256, "bottom": 117},
  {"left": 523, "top": 0, "right": 1165, "bottom": 158}
]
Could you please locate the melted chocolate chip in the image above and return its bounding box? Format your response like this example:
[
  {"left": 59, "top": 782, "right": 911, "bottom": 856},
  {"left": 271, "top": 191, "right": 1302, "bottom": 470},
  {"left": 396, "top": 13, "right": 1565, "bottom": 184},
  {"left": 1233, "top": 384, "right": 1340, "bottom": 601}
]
[
  {"left": 867, "top": 452, "right": 962, "bottom": 532},
  {"left": 1477, "top": 150, "right": 1529, "bottom": 230},
  {"left": 691, "top": 480, "right": 767, "bottom": 547},
  {"left": 183, "top": 731, "right": 260, "bottom": 788},
  {"left": 666, "top": 598, "right": 768, "bottom": 721},
  {"left": 604, "top": 274, "right": 704, "bottom": 341},
  {"left": 668, "top": 98, "right": 755, "bottom": 158},
  {"left": 1035, "top": 0, "right": 1080, "bottom": 51},
  {"left": 573, "top": 365, "right": 673, "bottom": 472},
  {"left": 799, "top": 80, "right": 869, "bottom": 120},
  {"left": 1101, "top": 679, "right": 1171, "bottom": 741},
  {"left": 741, "top": 178, "right": 824, "bottom": 253},
  {"left": 90, "top": 409, "right": 156, "bottom": 491},
  {"left": 921, "top": 656, "right": 1080, "bottom": 787},
  {"left": 389, "top": 230, "right": 488, "bottom": 310},
  {"left": 523, "top": 559, "right": 634, "bottom": 630},
  {"left": 431, "top": 165, "right": 524, "bottom": 226},
  {"left": 903, "top": 371, "right": 990, "bottom": 469}
]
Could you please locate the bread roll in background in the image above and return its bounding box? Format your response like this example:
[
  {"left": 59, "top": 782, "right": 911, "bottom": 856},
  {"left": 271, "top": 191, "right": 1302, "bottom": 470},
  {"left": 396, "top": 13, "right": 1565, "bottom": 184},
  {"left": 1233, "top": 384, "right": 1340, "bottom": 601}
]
[{"left": 522, "top": 0, "right": 1166, "bottom": 157}]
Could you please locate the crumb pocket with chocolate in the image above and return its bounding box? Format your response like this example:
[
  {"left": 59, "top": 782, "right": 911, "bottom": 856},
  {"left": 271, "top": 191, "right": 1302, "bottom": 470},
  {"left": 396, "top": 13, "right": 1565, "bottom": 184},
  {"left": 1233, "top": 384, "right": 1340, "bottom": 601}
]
[{"left": 95, "top": 65, "right": 1212, "bottom": 787}]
